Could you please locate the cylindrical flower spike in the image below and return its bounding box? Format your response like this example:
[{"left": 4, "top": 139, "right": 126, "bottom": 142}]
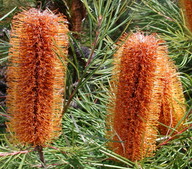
[
  {"left": 6, "top": 8, "right": 69, "bottom": 146},
  {"left": 179, "top": 0, "right": 192, "bottom": 32},
  {"left": 107, "top": 32, "right": 186, "bottom": 161},
  {"left": 107, "top": 33, "right": 166, "bottom": 161},
  {"left": 158, "top": 60, "right": 186, "bottom": 135}
]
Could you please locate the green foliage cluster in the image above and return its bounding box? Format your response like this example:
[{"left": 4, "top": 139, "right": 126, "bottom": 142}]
[{"left": 0, "top": 0, "right": 191, "bottom": 168}]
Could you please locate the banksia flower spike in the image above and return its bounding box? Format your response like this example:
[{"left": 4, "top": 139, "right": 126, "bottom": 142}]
[
  {"left": 158, "top": 60, "right": 186, "bottom": 135},
  {"left": 6, "top": 8, "right": 69, "bottom": 147},
  {"left": 107, "top": 32, "right": 166, "bottom": 161},
  {"left": 179, "top": 0, "right": 192, "bottom": 32},
  {"left": 107, "top": 32, "right": 186, "bottom": 161}
]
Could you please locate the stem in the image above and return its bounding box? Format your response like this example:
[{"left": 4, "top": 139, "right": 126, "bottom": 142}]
[
  {"left": 158, "top": 124, "right": 192, "bottom": 147},
  {"left": 63, "top": 79, "right": 80, "bottom": 114},
  {"left": 63, "top": 16, "right": 103, "bottom": 113},
  {"left": 85, "top": 15, "right": 102, "bottom": 67},
  {"left": 0, "top": 150, "right": 31, "bottom": 157},
  {"left": 36, "top": 145, "right": 46, "bottom": 168}
]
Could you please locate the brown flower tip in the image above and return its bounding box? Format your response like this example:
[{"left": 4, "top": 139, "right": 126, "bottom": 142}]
[
  {"left": 107, "top": 32, "right": 166, "bottom": 161},
  {"left": 179, "top": 0, "right": 192, "bottom": 32},
  {"left": 69, "top": 0, "right": 86, "bottom": 35},
  {"left": 6, "top": 8, "right": 69, "bottom": 146}
]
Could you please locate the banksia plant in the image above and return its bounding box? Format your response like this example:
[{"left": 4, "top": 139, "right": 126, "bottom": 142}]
[
  {"left": 107, "top": 32, "right": 186, "bottom": 161},
  {"left": 6, "top": 8, "right": 69, "bottom": 148},
  {"left": 179, "top": 0, "right": 192, "bottom": 32}
]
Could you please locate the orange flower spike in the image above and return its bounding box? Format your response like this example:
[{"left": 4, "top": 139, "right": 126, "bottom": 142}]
[
  {"left": 6, "top": 8, "right": 69, "bottom": 146},
  {"left": 159, "top": 60, "right": 186, "bottom": 135},
  {"left": 179, "top": 0, "right": 192, "bottom": 32},
  {"left": 107, "top": 33, "right": 166, "bottom": 161}
]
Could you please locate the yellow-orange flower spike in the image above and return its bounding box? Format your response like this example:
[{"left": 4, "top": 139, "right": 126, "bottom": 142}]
[
  {"left": 158, "top": 60, "right": 186, "bottom": 135},
  {"left": 179, "top": 0, "right": 192, "bottom": 32},
  {"left": 6, "top": 8, "right": 69, "bottom": 146},
  {"left": 107, "top": 33, "right": 167, "bottom": 161}
]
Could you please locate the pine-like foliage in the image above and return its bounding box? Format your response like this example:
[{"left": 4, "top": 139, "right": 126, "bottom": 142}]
[
  {"left": 6, "top": 8, "right": 69, "bottom": 146},
  {"left": 0, "top": 0, "right": 191, "bottom": 168}
]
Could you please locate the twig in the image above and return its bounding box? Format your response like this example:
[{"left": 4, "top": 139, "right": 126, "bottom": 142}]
[
  {"left": 0, "top": 150, "right": 31, "bottom": 157},
  {"left": 158, "top": 124, "right": 192, "bottom": 147},
  {"left": 35, "top": 145, "right": 46, "bottom": 168},
  {"left": 63, "top": 16, "right": 103, "bottom": 113},
  {"left": 33, "top": 162, "right": 67, "bottom": 168},
  {"left": 63, "top": 79, "right": 80, "bottom": 114},
  {"left": 85, "top": 15, "right": 102, "bottom": 67},
  {"left": 0, "top": 112, "right": 10, "bottom": 118}
]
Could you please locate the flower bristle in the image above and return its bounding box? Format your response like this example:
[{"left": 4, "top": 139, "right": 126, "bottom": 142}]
[
  {"left": 179, "top": 0, "right": 192, "bottom": 32},
  {"left": 6, "top": 8, "right": 69, "bottom": 146}
]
